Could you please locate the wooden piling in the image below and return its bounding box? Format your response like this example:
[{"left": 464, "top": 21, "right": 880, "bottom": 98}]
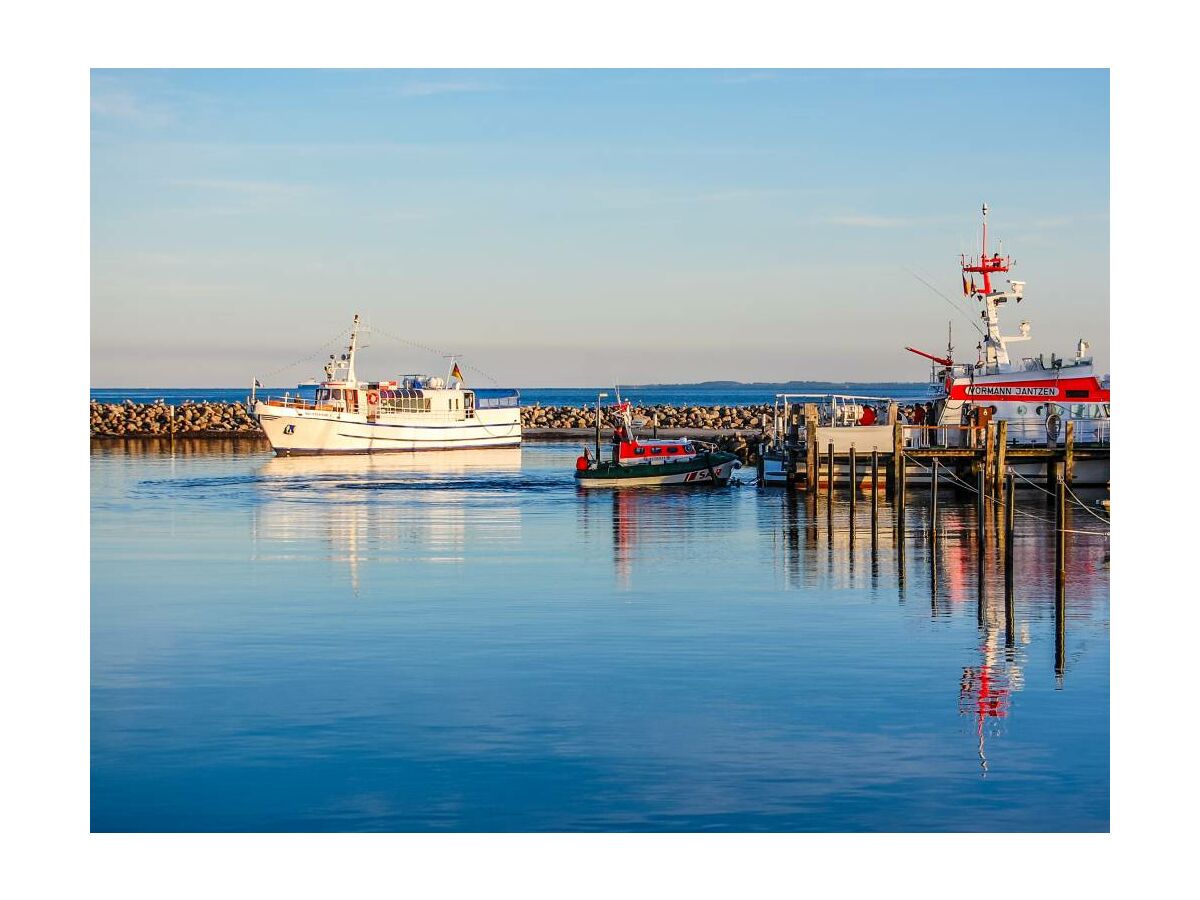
[
  {"left": 871, "top": 449, "right": 879, "bottom": 530},
  {"left": 983, "top": 421, "right": 996, "bottom": 497},
  {"left": 930, "top": 458, "right": 938, "bottom": 543},
  {"left": 1004, "top": 474, "right": 1015, "bottom": 573},
  {"left": 849, "top": 446, "right": 857, "bottom": 512},
  {"left": 1064, "top": 419, "right": 1076, "bottom": 484},
  {"left": 1004, "top": 475, "right": 1016, "bottom": 650},
  {"left": 976, "top": 466, "right": 986, "bottom": 546},
  {"left": 805, "top": 416, "right": 817, "bottom": 492},
  {"left": 827, "top": 442, "right": 835, "bottom": 513},
  {"left": 1055, "top": 476, "right": 1067, "bottom": 577},
  {"left": 994, "top": 420, "right": 1007, "bottom": 497}
]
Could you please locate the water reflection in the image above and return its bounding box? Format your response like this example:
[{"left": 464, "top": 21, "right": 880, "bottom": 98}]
[
  {"left": 92, "top": 442, "right": 1109, "bottom": 829},
  {"left": 252, "top": 450, "right": 524, "bottom": 591}
]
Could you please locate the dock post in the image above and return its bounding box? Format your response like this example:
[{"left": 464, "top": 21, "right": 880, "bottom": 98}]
[
  {"left": 1056, "top": 476, "right": 1067, "bottom": 578},
  {"left": 994, "top": 420, "right": 1007, "bottom": 498},
  {"left": 653, "top": 412, "right": 658, "bottom": 439},
  {"left": 849, "top": 446, "right": 857, "bottom": 511},
  {"left": 930, "top": 457, "right": 938, "bottom": 543},
  {"left": 983, "top": 421, "right": 996, "bottom": 498},
  {"left": 976, "top": 465, "right": 986, "bottom": 547},
  {"left": 1064, "top": 419, "right": 1076, "bottom": 484},
  {"left": 891, "top": 416, "right": 904, "bottom": 503},
  {"left": 1004, "top": 474, "right": 1015, "bottom": 570},
  {"left": 1004, "top": 474, "right": 1016, "bottom": 648},
  {"left": 827, "top": 442, "right": 835, "bottom": 513},
  {"left": 806, "top": 413, "right": 818, "bottom": 493},
  {"left": 871, "top": 449, "right": 879, "bottom": 530}
]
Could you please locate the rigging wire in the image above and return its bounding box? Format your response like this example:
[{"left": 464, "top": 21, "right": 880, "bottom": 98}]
[
  {"left": 903, "top": 266, "right": 986, "bottom": 339},
  {"left": 258, "top": 328, "right": 350, "bottom": 381},
  {"left": 365, "top": 322, "right": 502, "bottom": 386}
]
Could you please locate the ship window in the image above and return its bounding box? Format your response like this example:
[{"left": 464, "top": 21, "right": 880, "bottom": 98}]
[
  {"left": 667, "top": 446, "right": 678, "bottom": 454},
  {"left": 1066, "top": 390, "right": 1088, "bottom": 399},
  {"left": 683, "top": 444, "right": 694, "bottom": 453},
  {"left": 634, "top": 447, "right": 645, "bottom": 456},
  {"left": 651, "top": 447, "right": 663, "bottom": 455}
]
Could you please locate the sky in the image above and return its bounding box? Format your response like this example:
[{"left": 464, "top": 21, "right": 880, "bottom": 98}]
[{"left": 91, "top": 69, "right": 1109, "bottom": 387}]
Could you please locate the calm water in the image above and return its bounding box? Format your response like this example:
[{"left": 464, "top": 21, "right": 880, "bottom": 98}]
[{"left": 91, "top": 440, "right": 1109, "bottom": 831}]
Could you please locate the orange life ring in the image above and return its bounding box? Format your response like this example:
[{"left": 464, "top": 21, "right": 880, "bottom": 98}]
[{"left": 366, "top": 391, "right": 379, "bottom": 406}]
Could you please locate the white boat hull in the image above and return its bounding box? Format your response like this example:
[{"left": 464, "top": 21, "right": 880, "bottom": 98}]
[{"left": 253, "top": 402, "right": 521, "bottom": 455}]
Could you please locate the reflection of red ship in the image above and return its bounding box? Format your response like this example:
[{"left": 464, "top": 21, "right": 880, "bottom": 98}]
[{"left": 959, "top": 629, "right": 1022, "bottom": 775}]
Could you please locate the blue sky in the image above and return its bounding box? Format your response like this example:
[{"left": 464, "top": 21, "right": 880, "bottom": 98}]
[{"left": 91, "top": 69, "right": 1108, "bottom": 386}]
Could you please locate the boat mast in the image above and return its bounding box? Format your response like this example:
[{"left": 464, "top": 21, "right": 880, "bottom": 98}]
[
  {"left": 345, "top": 314, "right": 360, "bottom": 383},
  {"left": 961, "top": 203, "right": 1017, "bottom": 369}
]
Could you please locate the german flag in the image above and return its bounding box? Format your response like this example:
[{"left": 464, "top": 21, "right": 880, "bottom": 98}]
[
  {"left": 962, "top": 274, "right": 969, "bottom": 296},
  {"left": 450, "top": 362, "right": 465, "bottom": 384}
]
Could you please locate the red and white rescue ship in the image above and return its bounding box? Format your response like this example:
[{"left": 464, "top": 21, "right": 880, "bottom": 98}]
[{"left": 908, "top": 203, "right": 1110, "bottom": 484}]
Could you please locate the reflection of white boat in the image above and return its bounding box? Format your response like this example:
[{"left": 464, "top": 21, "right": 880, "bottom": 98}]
[
  {"left": 253, "top": 448, "right": 524, "bottom": 590},
  {"left": 251, "top": 314, "right": 521, "bottom": 455},
  {"left": 259, "top": 447, "right": 522, "bottom": 482}
]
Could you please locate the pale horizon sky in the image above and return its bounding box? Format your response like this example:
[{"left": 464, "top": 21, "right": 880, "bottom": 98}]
[{"left": 91, "top": 69, "right": 1109, "bottom": 387}]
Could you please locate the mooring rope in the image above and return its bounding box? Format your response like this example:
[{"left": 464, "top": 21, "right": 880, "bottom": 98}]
[{"left": 902, "top": 454, "right": 1108, "bottom": 535}]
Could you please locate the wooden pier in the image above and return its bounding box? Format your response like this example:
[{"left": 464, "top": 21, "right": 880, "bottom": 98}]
[{"left": 767, "top": 409, "right": 1108, "bottom": 495}]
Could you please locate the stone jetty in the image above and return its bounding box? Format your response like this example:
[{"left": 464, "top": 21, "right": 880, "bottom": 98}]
[
  {"left": 90, "top": 400, "right": 260, "bottom": 437},
  {"left": 90, "top": 401, "right": 773, "bottom": 443},
  {"left": 520, "top": 403, "right": 772, "bottom": 432}
]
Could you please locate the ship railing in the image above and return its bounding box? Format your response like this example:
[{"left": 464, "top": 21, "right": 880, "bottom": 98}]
[
  {"left": 1004, "top": 417, "right": 1110, "bottom": 446},
  {"left": 772, "top": 393, "right": 900, "bottom": 432},
  {"left": 903, "top": 423, "right": 986, "bottom": 449},
  {"left": 258, "top": 394, "right": 322, "bottom": 411}
]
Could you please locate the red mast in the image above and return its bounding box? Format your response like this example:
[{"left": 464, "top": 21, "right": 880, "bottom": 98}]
[{"left": 961, "top": 202, "right": 1012, "bottom": 295}]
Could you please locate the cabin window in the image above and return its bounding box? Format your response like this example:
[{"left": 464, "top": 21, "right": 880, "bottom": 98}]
[
  {"left": 683, "top": 444, "right": 694, "bottom": 454},
  {"left": 667, "top": 446, "right": 678, "bottom": 454},
  {"left": 651, "top": 447, "right": 663, "bottom": 455},
  {"left": 1066, "top": 389, "right": 1088, "bottom": 399},
  {"left": 634, "top": 447, "right": 645, "bottom": 455}
]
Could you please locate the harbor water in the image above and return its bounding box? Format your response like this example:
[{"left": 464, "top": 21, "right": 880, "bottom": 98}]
[{"left": 91, "top": 439, "right": 1109, "bottom": 831}]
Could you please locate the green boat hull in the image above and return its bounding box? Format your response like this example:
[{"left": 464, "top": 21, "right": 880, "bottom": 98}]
[{"left": 574, "top": 451, "right": 740, "bottom": 487}]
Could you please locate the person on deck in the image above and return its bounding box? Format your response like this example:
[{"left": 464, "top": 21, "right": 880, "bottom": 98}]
[{"left": 912, "top": 402, "right": 926, "bottom": 447}]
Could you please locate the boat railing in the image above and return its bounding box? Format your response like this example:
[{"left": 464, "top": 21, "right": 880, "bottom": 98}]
[
  {"left": 1003, "top": 417, "right": 1110, "bottom": 446},
  {"left": 259, "top": 394, "right": 322, "bottom": 411},
  {"left": 902, "top": 423, "right": 986, "bottom": 449}
]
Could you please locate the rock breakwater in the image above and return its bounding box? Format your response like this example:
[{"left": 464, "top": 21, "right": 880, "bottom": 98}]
[
  {"left": 90, "top": 401, "right": 774, "bottom": 442},
  {"left": 520, "top": 403, "right": 772, "bottom": 431},
  {"left": 90, "top": 400, "right": 260, "bottom": 437}
]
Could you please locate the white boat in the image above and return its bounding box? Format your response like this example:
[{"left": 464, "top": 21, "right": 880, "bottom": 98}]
[{"left": 250, "top": 315, "right": 522, "bottom": 456}]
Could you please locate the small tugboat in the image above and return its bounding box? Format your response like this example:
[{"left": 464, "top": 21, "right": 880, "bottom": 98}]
[
  {"left": 250, "top": 314, "right": 522, "bottom": 455},
  {"left": 574, "top": 392, "right": 740, "bottom": 487}
]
